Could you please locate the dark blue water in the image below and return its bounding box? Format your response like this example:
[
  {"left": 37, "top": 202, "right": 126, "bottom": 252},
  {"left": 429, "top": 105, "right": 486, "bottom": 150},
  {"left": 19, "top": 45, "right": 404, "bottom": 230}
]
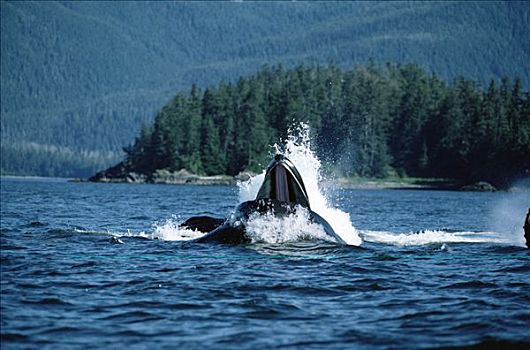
[{"left": 1, "top": 177, "right": 529, "bottom": 349}]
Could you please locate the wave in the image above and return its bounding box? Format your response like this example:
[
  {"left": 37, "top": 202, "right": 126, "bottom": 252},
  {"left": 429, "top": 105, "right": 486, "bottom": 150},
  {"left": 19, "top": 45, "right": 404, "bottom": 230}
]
[{"left": 359, "top": 229, "right": 521, "bottom": 246}]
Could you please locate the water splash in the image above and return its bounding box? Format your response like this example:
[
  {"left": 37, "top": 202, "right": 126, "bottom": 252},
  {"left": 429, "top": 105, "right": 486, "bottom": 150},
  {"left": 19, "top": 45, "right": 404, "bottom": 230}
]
[
  {"left": 151, "top": 218, "right": 204, "bottom": 241},
  {"left": 490, "top": 180, "right": 529, "bottom": 247},
  {"left": 71, "top": 222, "right": 202, "bottom": 242},
  {"left": 238, "top": 122, "right": 362, "bottom": 246},
  {"left": 244, "top": 207, "right": 332, "bottom": 244}
]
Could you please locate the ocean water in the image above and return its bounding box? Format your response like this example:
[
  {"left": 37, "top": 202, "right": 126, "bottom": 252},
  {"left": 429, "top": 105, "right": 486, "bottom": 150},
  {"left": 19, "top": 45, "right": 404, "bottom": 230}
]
[
  {"left": 1, "top": 125, "right": 529, "bottom": 349},
  {"left": 1, "top": 176, "right": 529, "bottom": 349}
]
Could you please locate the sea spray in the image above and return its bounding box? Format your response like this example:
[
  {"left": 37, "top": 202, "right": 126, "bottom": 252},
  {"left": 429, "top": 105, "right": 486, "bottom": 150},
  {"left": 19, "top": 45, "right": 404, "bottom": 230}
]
[
  {"left": 151, "top": 217, "right": 204, "bottom": 241},
  {"left": 244, "top": 208, "right": 331, "bottom": 244},
  {"left": 238, "top": 123, "right": 362, "bottom": 246},
  {"left": 490, "top": 179, "right": 530, "bottom": 247}
]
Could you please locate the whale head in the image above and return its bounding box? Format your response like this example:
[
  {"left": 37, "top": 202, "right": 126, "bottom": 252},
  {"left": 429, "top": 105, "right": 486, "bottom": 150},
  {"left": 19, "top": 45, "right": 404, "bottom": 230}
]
[{"left": 255, "top": 154, "right": 311, "bottom": 209}]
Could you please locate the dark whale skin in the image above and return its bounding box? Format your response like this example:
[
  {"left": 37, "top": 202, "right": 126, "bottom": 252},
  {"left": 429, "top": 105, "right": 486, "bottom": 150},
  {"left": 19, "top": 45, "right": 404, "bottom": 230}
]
[
  {"left": 181, "top": 154, "right": 347, "bottom": 245},
  {"left": 191, "top": 199, "right": 346, "bottom": 245}
]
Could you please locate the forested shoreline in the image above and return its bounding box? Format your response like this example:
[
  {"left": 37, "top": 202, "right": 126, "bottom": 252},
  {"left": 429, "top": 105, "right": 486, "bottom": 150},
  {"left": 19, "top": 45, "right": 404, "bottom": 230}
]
[{"left": 91, "top": 63, "right": 529, "bottom": 188}]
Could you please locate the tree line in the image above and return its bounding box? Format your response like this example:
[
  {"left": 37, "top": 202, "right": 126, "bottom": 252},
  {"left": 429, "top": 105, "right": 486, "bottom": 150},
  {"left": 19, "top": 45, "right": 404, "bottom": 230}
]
[{"left": 118, "top": 63, "right": 529, "bottom": 187}]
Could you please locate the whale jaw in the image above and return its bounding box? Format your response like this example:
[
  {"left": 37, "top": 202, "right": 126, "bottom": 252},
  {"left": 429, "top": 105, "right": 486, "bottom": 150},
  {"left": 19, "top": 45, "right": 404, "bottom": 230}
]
[
  {"left": 188, "top": 154, "right": 347, "bottom": 245},
  {"left": 255, "top": 154, "right": 310, "bottom": 209}
]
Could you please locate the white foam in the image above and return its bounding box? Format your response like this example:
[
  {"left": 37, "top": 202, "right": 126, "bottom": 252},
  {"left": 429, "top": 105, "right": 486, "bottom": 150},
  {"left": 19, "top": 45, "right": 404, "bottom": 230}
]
[
  {"left": 244, "top": 208, "right": 333, "bottom": 244},
  {"left": 150, "top": 218, "right": 205, "bottom": 241},
  {"left": 72, "top": 227, "right": 151, "bottom": 239},
  {"left": 360, "top": 229, "right": 512, "bottom": 246}
]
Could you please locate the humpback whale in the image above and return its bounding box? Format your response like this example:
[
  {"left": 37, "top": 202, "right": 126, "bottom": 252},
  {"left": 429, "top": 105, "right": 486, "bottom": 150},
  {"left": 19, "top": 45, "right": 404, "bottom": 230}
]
[{"left": 181, "top": 154, "right": 346, "bottom": 244}]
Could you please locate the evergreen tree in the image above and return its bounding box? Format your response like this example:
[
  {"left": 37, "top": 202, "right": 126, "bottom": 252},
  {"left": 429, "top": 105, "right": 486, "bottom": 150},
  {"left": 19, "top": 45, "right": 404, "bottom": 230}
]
[{"left": 100, "top": 63, "right": 529, "bottom": 188}]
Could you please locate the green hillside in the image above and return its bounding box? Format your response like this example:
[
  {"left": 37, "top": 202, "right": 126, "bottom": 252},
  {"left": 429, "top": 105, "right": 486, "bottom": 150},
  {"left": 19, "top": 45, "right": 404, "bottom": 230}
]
[{"left": 1, "top": 1, "right": 529, "bottom": 177}]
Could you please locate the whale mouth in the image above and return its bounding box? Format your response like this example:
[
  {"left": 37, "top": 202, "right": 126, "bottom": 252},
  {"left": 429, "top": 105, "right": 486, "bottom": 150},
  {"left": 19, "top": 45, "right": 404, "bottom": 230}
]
[{"left": 255, "top": 154, "right": 311, "bottom": 209}]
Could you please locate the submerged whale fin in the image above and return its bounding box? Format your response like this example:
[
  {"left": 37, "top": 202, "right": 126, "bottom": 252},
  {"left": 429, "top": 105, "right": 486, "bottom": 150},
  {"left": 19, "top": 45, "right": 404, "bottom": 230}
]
[
  {"left": 309, "top": 210, "right": 346, "bottom": 245},
  {"left": 180, "top": 216, "right": 225, "bottom": 233},
  {"left": 193, "top": 222, "right": 249, "bottom": 244}
]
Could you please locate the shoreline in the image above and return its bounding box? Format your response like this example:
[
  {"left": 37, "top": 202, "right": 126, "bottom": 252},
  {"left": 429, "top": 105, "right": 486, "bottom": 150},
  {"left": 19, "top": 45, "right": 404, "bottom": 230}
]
[
  {"left": 0, "top": 175, "right": 70, "bottom": 182},
  {"left": 334, "top": 177, "right": 461, "bottom": 191},
  {"left": 1, "top": 174, "right": 490, "bottom": 191}
]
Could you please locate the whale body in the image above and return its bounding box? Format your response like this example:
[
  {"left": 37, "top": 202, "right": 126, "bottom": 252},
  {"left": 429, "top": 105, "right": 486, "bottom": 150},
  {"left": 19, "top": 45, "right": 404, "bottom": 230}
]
[{"left": 181, "top": 154, "right": 346, "bottom": 245}]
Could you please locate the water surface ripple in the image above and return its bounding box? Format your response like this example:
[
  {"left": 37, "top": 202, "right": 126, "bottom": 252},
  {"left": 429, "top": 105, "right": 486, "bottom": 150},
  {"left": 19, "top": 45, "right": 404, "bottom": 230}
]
[{"left": 1, "top": 178, "right": 529, "bottom": 349}]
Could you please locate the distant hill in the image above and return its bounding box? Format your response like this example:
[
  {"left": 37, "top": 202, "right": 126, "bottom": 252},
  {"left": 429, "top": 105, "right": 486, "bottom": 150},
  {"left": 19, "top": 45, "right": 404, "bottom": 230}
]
[{"left": 1, "top": 1, "right": 529, "bottom": 177}]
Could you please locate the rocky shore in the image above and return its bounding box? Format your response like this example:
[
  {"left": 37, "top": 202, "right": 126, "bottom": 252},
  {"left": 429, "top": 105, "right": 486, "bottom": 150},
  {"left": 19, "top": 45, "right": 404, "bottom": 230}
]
[
  {"left": 339, "top": 180, "right": 497, "bottom": 191},
  {"left": 88, "top": 164, "right": 498, "bottom": 191},
  {"left": 88, "top": 162, "right": 253, "bottom": 185}
]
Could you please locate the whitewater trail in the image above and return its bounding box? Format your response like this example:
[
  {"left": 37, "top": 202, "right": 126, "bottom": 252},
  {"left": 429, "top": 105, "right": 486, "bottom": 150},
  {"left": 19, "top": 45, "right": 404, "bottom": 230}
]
[{"left": 359, "top": 229, "right": 514, "bottom": 246}]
